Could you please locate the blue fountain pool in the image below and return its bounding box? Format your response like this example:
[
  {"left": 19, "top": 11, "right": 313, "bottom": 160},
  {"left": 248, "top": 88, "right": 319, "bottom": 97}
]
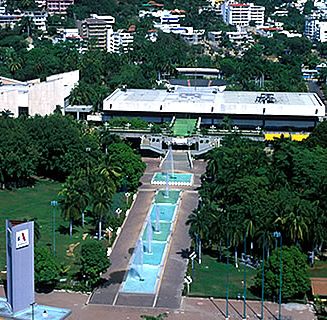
[
  {"left": 150, "top": 204, "right": 177, "bottom": 222},
  {"left": 121, "top": 265, "right": 160, "bottom": 294},
  {"left": 151, "top": 173, "right": 193, "bottom": 186},
  {"left": 0, "top": 297, "right": 71, "bottom": 320},
  {"left": 120, "top": 190, "right": 181, "bottom": 294}
]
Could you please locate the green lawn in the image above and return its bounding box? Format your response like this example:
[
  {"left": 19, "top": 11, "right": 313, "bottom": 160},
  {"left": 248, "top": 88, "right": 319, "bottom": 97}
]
[
  {"left": 0, "top": 180, "right": 84, "bottom": 273},
  {"left": 0, "top": 180, "right": 128, "bottom": 277},
  {"left": 189, "top": 255, "right": 259, "bottom": 300},
  {"left": 309, "top": 261, "right": 327, "bottom": 278}
]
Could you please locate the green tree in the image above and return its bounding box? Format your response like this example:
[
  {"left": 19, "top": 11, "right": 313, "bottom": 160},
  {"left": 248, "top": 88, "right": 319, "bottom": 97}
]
[
  {"left": 34, "top": 247, "right": 60, "bottom": 291},
  {"left": 307, "top": 121, "right": 327, "bottom": 148},
  {"left": 80, "top": 240, "right": 110, "bottom": 288},
  {"left": 254, "top": 246, "right": 309, "bottom": 300}
]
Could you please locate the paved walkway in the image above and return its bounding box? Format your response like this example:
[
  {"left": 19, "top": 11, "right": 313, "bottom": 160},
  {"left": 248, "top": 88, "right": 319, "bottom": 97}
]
[
  {"left": 155, "top": 190, "right": 198, "bottom": 308},
  {"left": 90, "top": 156, "right": 205, "bottom": 308},
  {"left": 90, "top": 190, "right": 155, "bottom": 305},
  {"left": 7, "top": 288, "right": 313, "bottom": 320}
]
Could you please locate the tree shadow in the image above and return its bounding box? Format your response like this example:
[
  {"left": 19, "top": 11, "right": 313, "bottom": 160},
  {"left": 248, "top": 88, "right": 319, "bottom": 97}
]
[
  {"left": 35, "top": 282, "right": 56, "bottom": 293},
  {"left": 58, "top": 224, "right": 70, "bottom": 235},
  {"left": 100, "top": 270, "right": 127, "bottom": 287},
  {"left": 128, "top": 247, "right": 135, "bottom": 255},
  {"left": 176, "top": 248, "right": 190, "bottom": 259}
]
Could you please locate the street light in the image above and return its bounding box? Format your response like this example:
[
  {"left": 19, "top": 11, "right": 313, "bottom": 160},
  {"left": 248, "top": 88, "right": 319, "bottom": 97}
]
[
  {"left": 261, "top": 236, "right": 265, "bottom": 320},
  {"left": 273, "top": 231, "right": 282, "bottom": 320},
  {"left": 50, "top": 200, "right": 58, "bottom": 256},
  {"left": 224, "top": 208, "right": 230, "bottom": 320},
  {"left": 30, "top": 302, "right": 36, "bottom": 320},
  {"left": 226, "top": 232, "right": 229, "bottom": 320},
  {"left": 243, "top": 233, "right": 247, "bottom": 320}
]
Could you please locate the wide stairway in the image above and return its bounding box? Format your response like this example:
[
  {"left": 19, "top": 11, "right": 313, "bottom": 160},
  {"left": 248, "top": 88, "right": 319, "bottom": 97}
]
[
  {"left": 162, "top": 151, "right": 191, "bottom": 172},
  {"left": 172, "top": 118, "right": 197, "bottom": 137}
]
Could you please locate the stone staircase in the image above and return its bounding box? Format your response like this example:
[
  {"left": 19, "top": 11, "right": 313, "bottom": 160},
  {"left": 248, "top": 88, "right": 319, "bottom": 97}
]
[{"left": 162, "top": 151, "right": 191, "bottom": 172}]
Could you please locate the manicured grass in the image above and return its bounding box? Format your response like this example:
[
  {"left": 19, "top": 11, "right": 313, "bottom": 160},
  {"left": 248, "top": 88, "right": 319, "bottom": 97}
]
[
  {"left": 189, "top": 255, "right": 259, "bottom": 300},
  {"left": 309, "top": 261, "right": 327, "bottom": 278},
  {"left": 155, "top": 190, "right": 180, "bottom": 204},
  {"left": 0, "top": 180, "right": 128, "bottom": 276},
  {"left": 0, "top": 180, "right": 86, "bottom": 272}
]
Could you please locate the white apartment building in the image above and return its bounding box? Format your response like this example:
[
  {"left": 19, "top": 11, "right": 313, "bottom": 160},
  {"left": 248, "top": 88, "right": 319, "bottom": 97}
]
[
  {"left": 79, "top": 14, "right": 115, "bottom": 50},
  {"left": 180, "top": 29, "right": 205, "bottom": 45},
  {"left": 35, "top": 0, "right": 46, "bottom": 9},
  {"left": 107, "top": 29, "right": 134, "bottom": 53},
  {"left": 222, "top": 2, "right": 265, "bottom": 27},
  {"left": 46, "top": 0, "right": 74, "bottom": 15},
  {"left": 208, "top": 31, "right": 223, "bottom": 42},
  {"left": 0, "top": 70, "right": 79, "bottom": 118},
  {"left": 0, "top": 11, "right": 48, "bottom": 31},
  {"left": 305, "top": 15, "right": 327, "bottom": 42}
]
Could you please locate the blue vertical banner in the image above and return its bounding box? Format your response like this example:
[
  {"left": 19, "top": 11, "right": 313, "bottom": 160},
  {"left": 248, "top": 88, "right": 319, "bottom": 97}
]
[{"left": 6, "top": 220, "right": 34, "bottom": 313}]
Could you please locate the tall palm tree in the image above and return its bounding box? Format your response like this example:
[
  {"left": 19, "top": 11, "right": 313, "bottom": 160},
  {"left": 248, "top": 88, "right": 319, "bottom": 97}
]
[
  {"left": 89, "top": 167, "right": 115, "bottom": 239},
  {"left": 186, "top": 208, "right": 212, "bottom": 264},
  {"left": 59, "top": 175, "right": 87, "bottom": 237}
]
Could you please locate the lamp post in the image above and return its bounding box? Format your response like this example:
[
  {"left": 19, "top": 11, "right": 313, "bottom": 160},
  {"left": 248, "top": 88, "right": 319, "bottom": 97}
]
[
  {"left": 31, "top": 302, "right": 36, "bottom": 320},
  {"left": 50, "top": 200, "right": 58, "bottom": 256},
  {"left": 273, "top": 231, "right": 282, "bottom": 320},
  {"left": 226, "top": 232, "right": 229, "bottom": 320},
  {"left": 225, "top": 209, "right": 230, "bottom": 320},
  {"left": 261, "top": 236, "right": 265, "bottom": 320},
  {"left": 243, "top": 233, "right": 247, "bottom": 320}
]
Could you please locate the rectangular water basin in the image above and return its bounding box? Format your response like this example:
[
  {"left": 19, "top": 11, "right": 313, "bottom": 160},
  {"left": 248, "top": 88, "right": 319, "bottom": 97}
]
[
  {"left": 150, "top": 204, "right": 177, "bottom": 222},
  {"left": 142, "top": 241, "right": 166, "bottom": 265},
  {"left": 121, "top": 264, "right": 160, "bottom": 294},
  {"left": 155, "top": 190, "right": 181, "bottom": 204},
  {"left": 142, "top": 222, "right": 171, "bottom": 242},
  {"left": 151, "top": 173, "right": 193, "bottom": 186},
  {"left": 14, "top": 305, "right": 71, "bottom": 320}
]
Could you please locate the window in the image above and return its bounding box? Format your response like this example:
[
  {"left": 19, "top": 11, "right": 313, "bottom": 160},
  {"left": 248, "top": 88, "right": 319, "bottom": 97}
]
[{"left": 18, "top": 107, "right": 29, "bottom": 116}]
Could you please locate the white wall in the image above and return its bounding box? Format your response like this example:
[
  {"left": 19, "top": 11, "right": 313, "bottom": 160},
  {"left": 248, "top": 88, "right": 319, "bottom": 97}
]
[{"left": 0, "top": 70, "right": 79, "bottom": 117}]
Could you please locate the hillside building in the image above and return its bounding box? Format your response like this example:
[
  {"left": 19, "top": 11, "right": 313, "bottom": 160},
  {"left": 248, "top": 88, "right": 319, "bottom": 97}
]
[
  {"left": 46, "top": 0, "right": 74, "bottom": 14},
  {"left": 107, "top": 29, "right": 134, "bottom": 53},
  {"left": 79, "top": 14, "right": 115, "bottom": 50},
  {"left": 305, "top": 15, "right": 327, "bottom": 42},
  {"left": 222, "top": 2, "right": 265, "bottom": 27}
]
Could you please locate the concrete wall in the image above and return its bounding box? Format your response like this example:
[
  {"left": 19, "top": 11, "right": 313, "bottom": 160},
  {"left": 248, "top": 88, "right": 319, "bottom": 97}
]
[{"left": 0, "top": 70, "right": 79, "bottom": 117}]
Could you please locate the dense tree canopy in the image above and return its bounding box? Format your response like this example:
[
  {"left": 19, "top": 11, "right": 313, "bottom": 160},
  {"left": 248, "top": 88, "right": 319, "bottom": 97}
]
[{"left": 189, "top": 126, "right": 327, "bottom": 300}]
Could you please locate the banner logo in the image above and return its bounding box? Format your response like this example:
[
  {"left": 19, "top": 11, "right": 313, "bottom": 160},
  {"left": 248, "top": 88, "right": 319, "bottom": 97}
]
[{"left": 16, "top": 229, "right": 29, "bottom": 249}]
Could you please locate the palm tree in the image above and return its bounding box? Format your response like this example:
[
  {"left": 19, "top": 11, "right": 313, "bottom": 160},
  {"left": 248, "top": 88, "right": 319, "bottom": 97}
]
[
  {"left": 186, "top": 208, "right": 213, "bottom": 264},
  {"left": 59, "top": 175, "right": 87, "bottom": 237},
  {"left": 0, "top": 109, "right": 14, "bottom": 118},
  {"left": 89, "top": 167, "right": 115, "bottom": 240},
  {"left": 5, "top": 51, "right": 23, "bottom": 76}
]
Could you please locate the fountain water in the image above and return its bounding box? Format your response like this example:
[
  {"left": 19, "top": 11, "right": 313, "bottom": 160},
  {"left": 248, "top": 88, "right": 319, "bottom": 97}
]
[
  {"left": 134, "top": 239, "right": 144, "bottom": 280},
  {"left": 164, "top": 145, "right": 174, "bottom": 198},
  {"left": 146, "top": 217, "right": 153, "bottom": 253},
  {"left": 155, "top": 204, "right": 161, "bottom": 233},
  {"left": 168, "top": 145, "right": 174, "bottom": 178}
]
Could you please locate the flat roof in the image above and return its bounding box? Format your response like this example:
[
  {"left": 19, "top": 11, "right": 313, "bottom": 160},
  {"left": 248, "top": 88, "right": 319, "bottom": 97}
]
[{"left": 103, "top": 88, "right": 325, "bottom": 117}]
